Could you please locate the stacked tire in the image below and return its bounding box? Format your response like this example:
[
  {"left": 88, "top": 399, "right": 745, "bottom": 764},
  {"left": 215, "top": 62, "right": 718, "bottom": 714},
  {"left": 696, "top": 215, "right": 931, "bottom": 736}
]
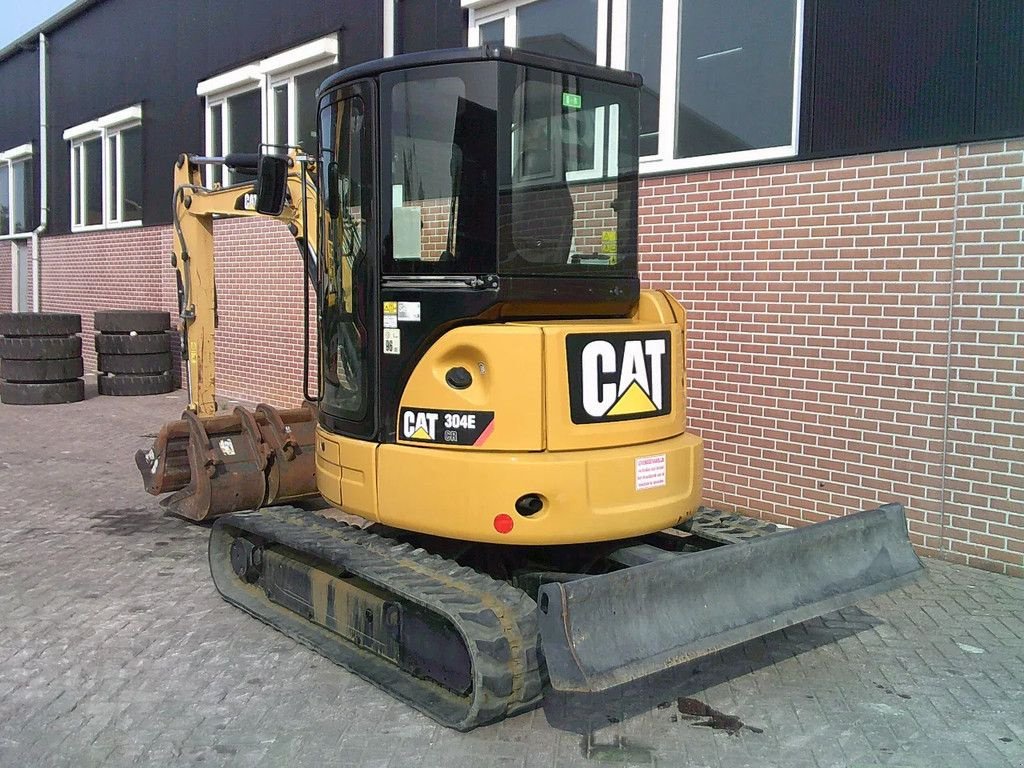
[
  {"left": 95, "top": 311, "right": 175, "bottom": 396},
  {"left": 0, "top": 313, "right": 85, "bottom": 405}
]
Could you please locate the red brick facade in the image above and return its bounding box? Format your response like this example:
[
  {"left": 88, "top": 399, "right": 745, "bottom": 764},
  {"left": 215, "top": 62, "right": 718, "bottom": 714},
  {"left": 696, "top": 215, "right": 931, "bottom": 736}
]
[
  {"left": 0, "top": 244, "right": 11, "bottom": 312},
  {"left": 28, "top": 137, "right": 1024, "bottom": 577},
  {"left": 640, "top": 139, "right": 1023, "bottom": 577},
  {"left": 37, "top": 219, "right": 309, "bottom": 405}
]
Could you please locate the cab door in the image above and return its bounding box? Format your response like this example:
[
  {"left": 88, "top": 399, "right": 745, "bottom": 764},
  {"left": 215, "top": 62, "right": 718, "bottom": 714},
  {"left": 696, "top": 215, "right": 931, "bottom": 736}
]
[{"left": 318, "top": 80, "right": 378, "bottom": 441}]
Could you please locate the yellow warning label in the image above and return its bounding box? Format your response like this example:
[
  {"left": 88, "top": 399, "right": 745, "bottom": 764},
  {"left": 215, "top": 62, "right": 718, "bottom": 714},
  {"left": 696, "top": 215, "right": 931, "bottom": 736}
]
[
  {"left": 601, "top": 230, "right": 618, "bottom": 265},
  {"left": 409, "top": 427, "right": 432, "bottom": 440},
  {"left": 606, "top": 381, "right": 657, "bottom": 417},
  {"left": 383, "top": 301, "right": 398, "bottom": 314}
]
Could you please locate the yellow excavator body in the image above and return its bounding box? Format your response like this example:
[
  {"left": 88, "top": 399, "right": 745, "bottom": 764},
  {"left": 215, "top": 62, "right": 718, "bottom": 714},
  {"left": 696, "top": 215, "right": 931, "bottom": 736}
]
[{"left": 316, "top": 290, "right": 702, "bottom": 544}]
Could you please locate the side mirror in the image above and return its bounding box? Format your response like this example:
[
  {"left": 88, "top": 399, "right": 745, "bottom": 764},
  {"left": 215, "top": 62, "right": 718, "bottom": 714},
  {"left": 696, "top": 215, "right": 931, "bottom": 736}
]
[{"left": 255, "top": 154, "right": 289, "bottom": 216}]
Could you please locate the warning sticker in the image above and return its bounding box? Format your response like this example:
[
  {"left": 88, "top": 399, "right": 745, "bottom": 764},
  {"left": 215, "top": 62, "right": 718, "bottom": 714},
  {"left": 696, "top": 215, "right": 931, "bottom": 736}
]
[
  {"left": 383, "top": 328, "right": 401, "bottom": 355},
  {"left": 383, "top": 314, "right": 398, "bottom": 328},
  {"left": 397, "top": 301, "right": 421, "bottom": 322},
  {"left": 383, "top": 301, "right": 398, "bottom": 315},
  {"left": 635, "top": 454, "right": 666, "bottom": 490}
]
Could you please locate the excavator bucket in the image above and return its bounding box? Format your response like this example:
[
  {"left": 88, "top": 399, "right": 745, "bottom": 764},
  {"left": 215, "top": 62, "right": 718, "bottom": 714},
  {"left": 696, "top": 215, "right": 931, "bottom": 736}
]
[
  {"left": 536, "top": 503, "right": 923, "bottom": 693},
  {"left": 136, "top": 403, "right": 318, "bottom": 521}
]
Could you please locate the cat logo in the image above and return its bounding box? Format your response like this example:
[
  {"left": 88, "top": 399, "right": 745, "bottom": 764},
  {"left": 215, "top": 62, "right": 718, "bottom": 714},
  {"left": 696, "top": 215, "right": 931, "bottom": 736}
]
[
  {"left": 402, "top": 410, "right": 438, "bottom": 441},
  {"left": 242, "top": 193, "right": 258, "bottom": 211},
  {"left": 566, "top": 332, "right": 672, "bottom": 424}
]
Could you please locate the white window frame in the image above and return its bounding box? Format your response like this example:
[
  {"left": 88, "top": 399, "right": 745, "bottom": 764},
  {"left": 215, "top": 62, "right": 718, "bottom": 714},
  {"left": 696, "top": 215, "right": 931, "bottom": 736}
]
[
  {"left": 63, "top": 105, "right": 143, "bottom": 232},
  {"left": 467, "top": 0, "right": 610, "bottom": 67},
  {"left": 197, "top": 35, "right": 339, "bottom": 187},
  {"left": 465, "top": 0, "right": 804, "bottom": 173},
  {"left": 0, "top": 144, "right": 33, "bottom": 237}
]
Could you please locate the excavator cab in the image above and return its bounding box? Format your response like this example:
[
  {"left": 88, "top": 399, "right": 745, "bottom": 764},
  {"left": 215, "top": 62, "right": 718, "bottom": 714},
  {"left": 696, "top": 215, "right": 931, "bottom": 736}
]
[
  {"left": 143, "top": 47, "right": 922, "bottom": 731},
  {"left": 302, "top": 49, "right": 685, "bottom": 545},
  {"left": 310, "top": 51, "right": 641, "bottom": 443}
]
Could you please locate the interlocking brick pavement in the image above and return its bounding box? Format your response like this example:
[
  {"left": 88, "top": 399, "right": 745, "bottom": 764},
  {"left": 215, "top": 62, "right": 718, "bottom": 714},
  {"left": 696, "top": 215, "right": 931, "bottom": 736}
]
[{"left": 1, "top": 380, "right": 1022, "bottom": 768}]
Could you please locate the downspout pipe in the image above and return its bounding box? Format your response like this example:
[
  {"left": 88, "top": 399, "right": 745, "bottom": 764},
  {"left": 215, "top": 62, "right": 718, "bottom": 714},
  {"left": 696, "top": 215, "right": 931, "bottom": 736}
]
[{"left": 32, "top": 31, "right": 48, "bottom": 311}]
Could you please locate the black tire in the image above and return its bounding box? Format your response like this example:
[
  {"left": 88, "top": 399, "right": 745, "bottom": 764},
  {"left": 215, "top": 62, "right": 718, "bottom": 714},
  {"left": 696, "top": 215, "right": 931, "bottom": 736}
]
[
  {"left": 0, "top": 335, "right": 82, "bottom": 361},
  {"left": 97, "top": 371, "right": 174, "bottom": 396},
  {"left": 94, "top": 332, "right": 172, "bottom": 355},
  {"left": 97, "top": 352, "right": 172, "bottom": 375},
  {"left": 0, "top": 312, "right": 82, "bottom": 337},
  {"left": 0, "top": 357, "right": 84, "bottom": 383},
  {"left": 94, "top": 310, "right": 170, "bottom": 334},
  {"left": 0, "top": 379, "right": 85, "bottom": 405}
]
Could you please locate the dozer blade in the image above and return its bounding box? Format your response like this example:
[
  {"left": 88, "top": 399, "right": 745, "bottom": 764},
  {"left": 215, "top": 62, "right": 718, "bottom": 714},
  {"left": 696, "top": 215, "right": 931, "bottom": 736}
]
[
  {"left": 536, "top": 503, "right": 923, "bottom": 693},
  {"left": 135, "top": 403, "right": 319, "bottom": 521}
]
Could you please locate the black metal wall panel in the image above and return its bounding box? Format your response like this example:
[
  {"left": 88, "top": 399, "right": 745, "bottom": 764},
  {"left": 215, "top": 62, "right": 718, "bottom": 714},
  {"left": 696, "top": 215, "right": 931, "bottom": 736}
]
[
  {"left": 975, "top": 0, "right": 1024, "bottom": 139},
  {"left": 807, "top": 0, "right": 978, "bottom": 156},
  {"left": 0, "top": 48, "right": 39, "bottom": 152},
  {"left": 0, "top": 48, "right": 40, "bottom": 230},
  {"left": 395, "top": 0, "right": 467, "bottom": 55},
  {"left": 41, "top": 0, "right": 382, "bottom": 234}
]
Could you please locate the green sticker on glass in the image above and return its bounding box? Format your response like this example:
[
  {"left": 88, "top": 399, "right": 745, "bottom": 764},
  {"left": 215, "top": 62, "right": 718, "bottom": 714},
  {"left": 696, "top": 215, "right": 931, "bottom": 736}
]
[{"left": 562, "top": 92, "right": 582, "bottom": 109}]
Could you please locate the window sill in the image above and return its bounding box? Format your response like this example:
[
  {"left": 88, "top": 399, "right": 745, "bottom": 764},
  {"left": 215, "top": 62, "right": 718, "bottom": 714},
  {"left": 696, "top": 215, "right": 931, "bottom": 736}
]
[
  {"left": 638, "top": 145, "right": 798, "bottom": 177},
  {"left": 70, "top": 220, "right": 144, "bottom": 234},
  {"left": 0, "top": 231, "right": 36, "bottom": 241}
]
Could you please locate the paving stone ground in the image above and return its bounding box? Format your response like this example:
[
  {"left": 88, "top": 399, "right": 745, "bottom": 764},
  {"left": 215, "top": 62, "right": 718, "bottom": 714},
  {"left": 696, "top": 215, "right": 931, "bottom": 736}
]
[{"left": 1, "top": 379, "right": 1022, "bottom": 768}]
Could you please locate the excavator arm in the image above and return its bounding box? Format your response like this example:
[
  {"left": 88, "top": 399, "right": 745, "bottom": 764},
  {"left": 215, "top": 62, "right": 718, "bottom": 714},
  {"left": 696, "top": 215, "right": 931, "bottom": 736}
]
[
  {"left": 170, "top": 152, "right": 319, "bottom": 416},
  {"left": 135, "top": 152, "right": 321, "bottom": 521}
]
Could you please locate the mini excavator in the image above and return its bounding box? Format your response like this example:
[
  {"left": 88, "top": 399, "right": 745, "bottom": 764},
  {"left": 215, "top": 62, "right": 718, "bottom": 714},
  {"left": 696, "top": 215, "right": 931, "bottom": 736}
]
[{"left": 139, "top": 47, "right": 922, "bottom": 730}]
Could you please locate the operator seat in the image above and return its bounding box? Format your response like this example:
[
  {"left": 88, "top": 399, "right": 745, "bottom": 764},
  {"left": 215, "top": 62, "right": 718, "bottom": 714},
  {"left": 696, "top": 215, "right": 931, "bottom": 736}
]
[{"left": 507, "top": 179, "right": 574, "bottom": 267}]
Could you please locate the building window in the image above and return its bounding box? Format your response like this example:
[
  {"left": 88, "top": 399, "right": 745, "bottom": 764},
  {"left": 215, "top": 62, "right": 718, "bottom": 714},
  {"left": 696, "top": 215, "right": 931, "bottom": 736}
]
[
  {"left": 197, "top": 35, "right": 338, "bottom": 187},
  {"left": 468, "top": 0, "right": 803, "bottom": 171},
  {"left": 269, "top": 65, "right": 336, "bottom": 150},
  {"left": 63, "top": 105, "right": 143, "bottom": 231},
  {"left": 672, "top": 0, "right": 800, "bottom": 164},
  {"left": 470, "top": 0, "right": 608, "bottom": 65},
  {"left": 0, "top": 144, "right": 34, "bottom": 236}
]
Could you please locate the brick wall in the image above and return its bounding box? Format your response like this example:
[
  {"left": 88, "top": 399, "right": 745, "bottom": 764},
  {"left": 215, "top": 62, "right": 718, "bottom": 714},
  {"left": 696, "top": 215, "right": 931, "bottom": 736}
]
[
  {"left": 205, "top": 217, "right": 316, "bottom": 406},
  {"left": 414, "top": 182, "right": 618, "bottom": 259},
  {"left": 0, "top": 243, "right": 11, "bottom": 312},
  {"left": 946, "top": 143, "right": 1024, "bottom": 575},
  {"left": 38, "top": 219, "right": 311, "bottom": 406},
  {"left": 39, "top": 227, "right": 175, "bottom": 373},
  {"left": 640, "top": 138, "right": 1024, "bottom": 577}
]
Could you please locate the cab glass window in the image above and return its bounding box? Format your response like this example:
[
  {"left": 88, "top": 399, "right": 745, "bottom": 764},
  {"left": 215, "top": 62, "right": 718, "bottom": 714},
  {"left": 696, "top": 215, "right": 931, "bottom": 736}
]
[
  {"left": 319, "top": 91, "right": 372, "bottom": 421},
  {"left": 498, "top": 64, "right": 638, "bottom": 276},
  {"left": 381, "top": 63, "right": 498, "bottom": 275}
]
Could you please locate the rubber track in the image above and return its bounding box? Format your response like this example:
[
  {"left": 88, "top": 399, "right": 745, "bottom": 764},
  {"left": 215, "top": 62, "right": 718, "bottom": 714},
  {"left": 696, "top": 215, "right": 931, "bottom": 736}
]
[
  {"left": 211, "top": 506, "right": 544, "bottom": 730},
  {"left": 682, "top": 507, "right": 781, "bottom": 544}
]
